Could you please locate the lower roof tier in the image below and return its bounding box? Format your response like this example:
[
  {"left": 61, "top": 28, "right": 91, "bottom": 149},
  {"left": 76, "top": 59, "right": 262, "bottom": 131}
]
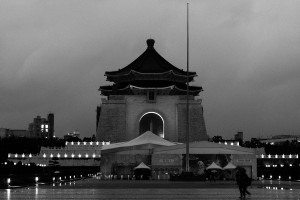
[
  {"left": 100, "top": 84, "right": 202, "bottom": 96},
  {"left": 106, "top": 70, "right": 196, "bottom": 84}
]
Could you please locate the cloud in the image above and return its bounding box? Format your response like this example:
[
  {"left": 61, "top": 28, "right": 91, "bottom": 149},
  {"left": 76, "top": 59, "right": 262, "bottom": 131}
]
[{"left": 0, "top": 0, "right": 300, "bottom": 139}]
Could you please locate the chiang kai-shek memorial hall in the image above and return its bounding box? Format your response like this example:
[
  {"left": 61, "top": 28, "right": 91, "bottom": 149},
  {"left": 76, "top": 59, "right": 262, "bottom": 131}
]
[{"left": 96, "top": 39, "right": 208, "bottom": 143}]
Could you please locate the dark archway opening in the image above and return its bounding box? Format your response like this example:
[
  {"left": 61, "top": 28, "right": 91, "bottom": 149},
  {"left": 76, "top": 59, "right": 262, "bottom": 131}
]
[{"left": 139, "top": 112, "right": 164, "bottom": 137}]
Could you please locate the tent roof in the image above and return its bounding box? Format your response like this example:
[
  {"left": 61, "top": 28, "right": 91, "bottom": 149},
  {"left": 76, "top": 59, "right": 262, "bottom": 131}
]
[
  {"left": 206, "top": 162, "right": 222, "bottom": 170},
  {"left": 101, "top": 131, "right": 176, "bottom": 152},
  {"left": 223, "top": 162, "right": 236, "bottom": 170},
  {"left": 134, "top": 162, "right": 151, "bottom": 170},
  {"left": 153, "top": 141, "right": 256, "bottom": 155}
]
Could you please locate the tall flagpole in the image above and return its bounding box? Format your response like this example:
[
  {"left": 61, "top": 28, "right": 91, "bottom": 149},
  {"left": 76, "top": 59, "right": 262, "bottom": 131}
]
[{"left": 185, "top": 2, "right": 190, "bottom": 172}]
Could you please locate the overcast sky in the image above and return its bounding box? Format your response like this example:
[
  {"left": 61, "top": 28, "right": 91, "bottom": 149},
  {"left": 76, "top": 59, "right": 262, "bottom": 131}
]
[{"left": 1, "top": 0, "right": 300, "bottom": 140}]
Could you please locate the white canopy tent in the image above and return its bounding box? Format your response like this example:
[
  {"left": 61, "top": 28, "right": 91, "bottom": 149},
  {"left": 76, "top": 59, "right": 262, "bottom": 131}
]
[
  {"left": 134, "top": 162, "right": 151, "bottom": 170},
  {"left": 206, "top": 162, "right": 222, "bottom": 170},
  {"left": 223, "top": 162, "right": 236, "bottom": 170},
  {"left": 101, "top": 131, "right": 176, "bottom": 154}
]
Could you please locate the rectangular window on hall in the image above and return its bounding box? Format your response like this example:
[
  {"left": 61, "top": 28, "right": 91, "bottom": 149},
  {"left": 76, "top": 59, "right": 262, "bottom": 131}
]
[{"left": 147, "top": 91, "right": 156, "bottom": 102}]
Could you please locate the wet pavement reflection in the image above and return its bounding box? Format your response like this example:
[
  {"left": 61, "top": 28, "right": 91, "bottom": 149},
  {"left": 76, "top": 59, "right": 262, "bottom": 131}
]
[{"left": 1, "top": 177, "right": 300, "bottom": 199}]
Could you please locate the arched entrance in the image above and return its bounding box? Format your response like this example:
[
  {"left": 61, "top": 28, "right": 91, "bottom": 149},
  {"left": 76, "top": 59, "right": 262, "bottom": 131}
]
[{"left": 139, "top": 112, "right": 164, "bottom": 138}]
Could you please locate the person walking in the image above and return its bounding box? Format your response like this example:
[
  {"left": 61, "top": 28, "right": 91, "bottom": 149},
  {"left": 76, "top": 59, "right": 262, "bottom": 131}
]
[{"left": 236, "top": 167, "right": 251, "bottom": 198}]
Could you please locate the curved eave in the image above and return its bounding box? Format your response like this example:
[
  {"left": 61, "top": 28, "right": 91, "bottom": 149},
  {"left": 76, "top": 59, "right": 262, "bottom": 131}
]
[
  {"left": 105, "top": 70, "right": 196, "bottom": 83},
  {"left": 99, "top": 84, "right": 202, "bottom": 96}
]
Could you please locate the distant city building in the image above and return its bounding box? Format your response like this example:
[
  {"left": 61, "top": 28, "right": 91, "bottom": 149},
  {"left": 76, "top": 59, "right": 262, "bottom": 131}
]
[
  {"left": 28, "top": 113, "right": 54, "bottom": 138},
  {"left": 0, "top": 128, "right": 29, "bottom": 138},
  {"left": 235, "top": 131, "right": 243, "bottom": 141},
  {"left": 64, "top": 131, "right": 80, "bottom": 141},
  {"left": 96, "top": 39, "right": 208, "bottom": 143}
]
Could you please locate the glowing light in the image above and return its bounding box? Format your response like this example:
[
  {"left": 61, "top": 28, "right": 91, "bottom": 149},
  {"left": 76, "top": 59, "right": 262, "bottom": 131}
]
[
  {"left": 84, "top": 142, "right": 86, "bottom": 145},
  {"left": 52, "top": 177, "right": 55, "bottom": 181},
  {"left": 50, "top": 154, "right": 53, "bottom": 158},
  {"left": 71, "top": 141, "right": 74, "bottom": 145},
  {"left": 289, "top": 176, "right": 291, "bottom": 179},
  {"left": 268, "top": 154, "right": 271, "bottom": 158},
  {"left": 85, "top": 154, "right": 88, "bottom": 158},
  {"left": 8, "top": 154, "right": 10, "bottom": 158},
  {"left": 224, "top": 142, "right": 227, "bottom": 145},
  {"left": 7, "top": 178, "right": 11, "bottom": 184},
  {"left": 35, "top": 177, "right": 39, "bottom": 182},
  {"left": 279, "top": 176, "right": 281, "bottom": 179},
  {"left": 230, "top": 142, "right": 233, "bottom": 146},
  {"left": 71, "top": 154, "right": 74, "bottom": 158},
  {"left": 43, "top": 154, "right": 46, "bottom": 158},
  {"left": 29, "top": 153, "right": 32, "bottom": 158},
  {"left": 261, "top": 154, "right": 264, "bottom": 158},
  {"left": 78, "top": 154, "right": 81, "bottom": 158},
  {"left": 65, "top": 142, "right": 68, "bottom": 145},
  {"left": 289, "top": 154, "right": 292, "bottom": 158},
  {"left": 282, "top": 154, "right": 285, "bottom": 158},
  {"left": 15, "top": 154, "right": 18, "bottom": 158},
  {"left": 96, "top": 142, "right": 99, "bottom": 145},
  {"left": 92, "top": 153, "right": 96, "bottom": 158},
  {"left": 4, "top": 162, "right": 7, "bottom": 165},
  {"left": 90, "top": 142, "right": 93, "bottom": 145},
  {"left": 275, "top": 154, "right": 278, "bottom": 158},
  {"left": 64, "top": 153, "right": 67, "bottom": 158},
  {"left": 77, "top": 142, "right": 80, "bottom": 145},
  {"left": 280, "top": 164, "right": 284, "bottom": 167},
  {"left": 270, "top": 175, "right": 272, "bottom": 179},
  {"left": 290, "top": 164, "right": 292, "bottom": 167},
  {"left": 22, "top": 153, "right": 25, "bottom": 158},
  {"left": 57, "top": 153, "right": 60, "bottom": 158}
]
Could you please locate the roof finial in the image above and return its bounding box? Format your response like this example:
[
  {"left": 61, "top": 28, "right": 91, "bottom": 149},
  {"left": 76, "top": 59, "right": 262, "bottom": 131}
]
[{"left": 146, "top": 38, "right": 155, "bottom": 48}]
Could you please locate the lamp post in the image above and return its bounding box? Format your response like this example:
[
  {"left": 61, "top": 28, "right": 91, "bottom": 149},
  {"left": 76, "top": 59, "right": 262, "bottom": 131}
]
[{"left": 185, "top": 2, "right": 190, "bottom": 173}]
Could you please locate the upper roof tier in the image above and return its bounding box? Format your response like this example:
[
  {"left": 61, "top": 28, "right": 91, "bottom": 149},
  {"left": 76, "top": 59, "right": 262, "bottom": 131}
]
[{"left": 105, "top": 39, "right": 197, "bottom": 83}]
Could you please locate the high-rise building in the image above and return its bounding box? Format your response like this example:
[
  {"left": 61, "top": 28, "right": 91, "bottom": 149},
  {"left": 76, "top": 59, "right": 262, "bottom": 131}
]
[
  {"left": 96, "top": 39, "right": 208, "bottom": 143},
  {"left": 28, "top": 113, "right": 54, "bottom": 138},
  {"left": 235, "top": 131, "right": 243, "bottom": 141}
]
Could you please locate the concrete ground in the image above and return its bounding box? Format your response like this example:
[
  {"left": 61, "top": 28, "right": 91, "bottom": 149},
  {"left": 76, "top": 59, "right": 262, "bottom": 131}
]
[{"left": 1, "top": 178, "right": 300, "bottom": 199}]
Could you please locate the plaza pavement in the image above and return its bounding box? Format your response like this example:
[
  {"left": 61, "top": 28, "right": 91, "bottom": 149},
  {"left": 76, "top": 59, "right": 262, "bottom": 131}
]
[{"left": 1, "top": 178, "right": 300, "bottom": 199}]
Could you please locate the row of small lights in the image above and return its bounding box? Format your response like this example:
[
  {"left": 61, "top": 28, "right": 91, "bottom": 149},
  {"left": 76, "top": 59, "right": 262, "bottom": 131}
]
[
  {"left": 66, "top": 141, "right": 110, "bottom": 146},
  {"left": 261, "top": 175, "right": 293, "bottom": 180},
  {"left": 265, "top": 164, "right": 295, "bottom": 167},
  {"left": 3, "top": 162, "right": 46, "bottom": 167},
  {"left": 6, "top": 174, "right": 96, "bottom": 186},
  {"left": 264, "top": 186, "right": 293, "bottom": 191},
  {"left": 8, "top": 153, "right": 101, "bottom": 158},
  {"left": 258, "top": 154, "right": 299, "bottom": 159},
  {"left": 218, "top": 141, "right": 240, "bottom": 146}
]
